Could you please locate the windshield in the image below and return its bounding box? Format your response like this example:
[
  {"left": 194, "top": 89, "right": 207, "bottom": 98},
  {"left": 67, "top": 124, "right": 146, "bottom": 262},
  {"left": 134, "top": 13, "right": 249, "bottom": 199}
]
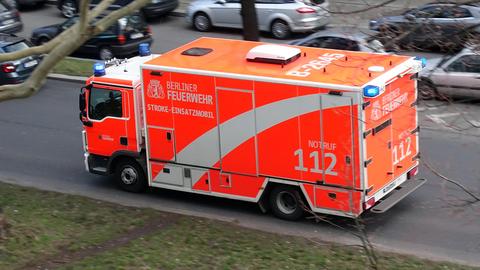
[{"left": 4, "top": 42, "right": 29, "bottom": 53}]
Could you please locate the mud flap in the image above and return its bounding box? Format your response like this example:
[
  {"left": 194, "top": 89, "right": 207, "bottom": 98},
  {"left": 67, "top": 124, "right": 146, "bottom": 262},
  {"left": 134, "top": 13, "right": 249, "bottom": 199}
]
[{"left": 370, "top": 178, "right": 427, "bottom": 213}]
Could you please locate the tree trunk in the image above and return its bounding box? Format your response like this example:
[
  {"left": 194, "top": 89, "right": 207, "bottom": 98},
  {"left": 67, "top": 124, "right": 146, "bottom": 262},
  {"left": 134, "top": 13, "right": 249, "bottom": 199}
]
[{"left": 241, "top": 0, "right": 259, "bottom": 41}]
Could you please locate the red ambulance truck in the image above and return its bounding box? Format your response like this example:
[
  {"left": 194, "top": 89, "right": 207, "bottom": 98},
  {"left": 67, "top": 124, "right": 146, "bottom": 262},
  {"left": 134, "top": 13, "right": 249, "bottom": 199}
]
[{"left": 79, "top": 38, "right": 426, "bottom": 220}]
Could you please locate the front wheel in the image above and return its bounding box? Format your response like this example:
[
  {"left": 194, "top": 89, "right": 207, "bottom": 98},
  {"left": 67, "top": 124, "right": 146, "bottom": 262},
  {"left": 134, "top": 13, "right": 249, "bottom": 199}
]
[
  {"left": 61, "top": 0, "right": 77, "bottom": 18},
  {"left": 115, "top": 159, "right": 147, "bottom": 193},
  {"left": 269, "top": 185, "right": 305, "bottom": 221},
  {"left": 271, "top": 20, "right": 290, "bottom": 39},
  {"left": 193, "top": 12, "right": 212, "bottom": 32},
  {"left": 418, "top": 80, "right": 437, "bottom": 100}
]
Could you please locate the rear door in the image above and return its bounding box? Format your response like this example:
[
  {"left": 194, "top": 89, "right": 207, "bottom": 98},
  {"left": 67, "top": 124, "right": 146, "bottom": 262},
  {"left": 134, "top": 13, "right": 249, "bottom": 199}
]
[
  {"left": 433, "top": 54, "right": 480, "bottom": 98},
  {"left": 210, "top": 0, "right": 242, "bottom": 28}
]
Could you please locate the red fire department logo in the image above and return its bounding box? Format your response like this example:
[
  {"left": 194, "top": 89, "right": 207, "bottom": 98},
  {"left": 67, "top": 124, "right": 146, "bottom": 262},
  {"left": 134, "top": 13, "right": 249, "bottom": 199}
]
[{"left": 147, "top": 80, "right": 165, "bottom": 99}]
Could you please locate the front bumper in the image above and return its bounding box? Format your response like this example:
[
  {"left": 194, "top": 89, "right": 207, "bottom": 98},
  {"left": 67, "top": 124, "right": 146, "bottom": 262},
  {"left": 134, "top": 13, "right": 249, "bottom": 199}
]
[{"left": 142, "top": 0, "right": 179, "bottom": 17}]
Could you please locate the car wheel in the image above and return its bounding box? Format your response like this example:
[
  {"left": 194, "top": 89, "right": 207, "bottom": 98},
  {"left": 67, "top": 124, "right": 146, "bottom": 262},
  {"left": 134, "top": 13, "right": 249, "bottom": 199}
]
[
  {"left": 99, "top": 47, "right": 114, "bottom": 60},
  {"left": 61, "top": 0, "right": 77, "bottom": 18},
  {"left": 271, "top": 20, "right": 290, "bottom": 39},
  {"left": 418, "top": 80, "right": 437, "bottom": 100},
  {"left": 37, "top": 37, "right": 50, "bottom": 46},
  {"left": 269, "top": 185, "right": 305, "bottom": 221},
  {"left": 193, "top": 12, "right": 211, "bottom": 32},
  {"left": 115, "top": 159, "right": 147, "bottom": 193}
]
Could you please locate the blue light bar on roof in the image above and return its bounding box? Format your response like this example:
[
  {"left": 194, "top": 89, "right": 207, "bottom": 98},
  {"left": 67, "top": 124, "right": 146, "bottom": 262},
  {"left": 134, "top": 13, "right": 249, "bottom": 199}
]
[
  {"left": 414, "top": 56, "right": 427, "bottom": 68},
  {"left": 139, "top": 43, "right": 151, "bottom": 57},
  {"left": 93, "top": 62, "right": 105, "bottom": 77},
  {"left": 363, "top": 85, "right": 380, "bottom": 98}
]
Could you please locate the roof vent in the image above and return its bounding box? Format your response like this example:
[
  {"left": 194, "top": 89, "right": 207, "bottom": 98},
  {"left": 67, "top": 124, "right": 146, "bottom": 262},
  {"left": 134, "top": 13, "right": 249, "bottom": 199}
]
[
  {"left": 246, "top": 44, "right": 301, "bottom": 65},
  {"left": 181, "top": 47, "right": 213, "bottom": 56}
]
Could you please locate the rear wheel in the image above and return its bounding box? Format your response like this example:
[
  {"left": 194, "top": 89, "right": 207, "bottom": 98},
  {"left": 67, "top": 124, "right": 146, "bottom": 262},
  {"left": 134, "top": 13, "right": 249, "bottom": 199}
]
[
  {"left": 193, "top": 12, "right": 212, "bottom": 32},
  {"left": 271, "top": 20, "right": 290, "bottom": 39},
  {"left": 61, "top": 0, "right": 77, "bottom": 18},
  {"left": 115, "top": 159, "right": 147, "bottom": 193},
  {"left": 269, "top": 185, "right": 305, "bottom": 221},
  {"left": 99, "top": 46, "right": 114, "bottom": 60}
]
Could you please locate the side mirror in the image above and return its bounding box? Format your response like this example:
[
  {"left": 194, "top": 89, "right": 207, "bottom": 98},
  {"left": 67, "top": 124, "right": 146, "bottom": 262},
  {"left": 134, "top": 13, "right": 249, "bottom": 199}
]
[
  {"left": 79, "top": 87, "right": 87, "bottom": 111},
  {"left": 79, "top": 111, "right": 93, "bottom": 127}
]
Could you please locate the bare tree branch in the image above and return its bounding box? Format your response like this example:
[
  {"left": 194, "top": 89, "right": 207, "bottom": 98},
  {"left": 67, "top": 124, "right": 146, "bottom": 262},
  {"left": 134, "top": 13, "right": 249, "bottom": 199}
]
[
  {"left": 0, "top": 0, "right": 152, "bottom": 102},
  {"left": 423, "top": 159, "right": 480, "bottom": 202}
]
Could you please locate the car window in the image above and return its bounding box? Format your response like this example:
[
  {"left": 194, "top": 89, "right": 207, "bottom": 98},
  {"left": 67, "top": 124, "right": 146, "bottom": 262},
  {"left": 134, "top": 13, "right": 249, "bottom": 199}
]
[
  {"left": 444, "top": 7, "right": 472, "bottom": 18},
  {"left": 89, "top": 88, "right": 123, "bottom": 120},
  {"left": 446, "top": 55, "right": 480, "bottom": 73},
  {"left": 256, "top": 0, "right": 294, "bottom": 3},
  {"left": 300, "top": 37, "right": 327, "bottom": 48},
  {"left": 122, "top": 14, "right": 146, "bottom": 32},
  {"left": 61, "top": 17, "right": 78, "bottom": 30},
  {"left": 417, "top": 6, "right": 446, "bottom": 18},
  {"left": 226, "top": 0, "right": 240, "bottom": 3},
  {"left": 321, "top": 37, "right": 359, "bottom": 51},
  {"left": 3, "top": 42, "right": 29, "bottom": 53},
  {"left": 0, "top": 2, "right": 10, "bottom": 12}
]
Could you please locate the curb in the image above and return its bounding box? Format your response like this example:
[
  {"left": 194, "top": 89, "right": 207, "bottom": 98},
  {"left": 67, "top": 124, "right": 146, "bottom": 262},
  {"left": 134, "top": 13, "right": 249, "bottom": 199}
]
[{"left": 48, "top": 73, "right": 87, "bottom": 83}]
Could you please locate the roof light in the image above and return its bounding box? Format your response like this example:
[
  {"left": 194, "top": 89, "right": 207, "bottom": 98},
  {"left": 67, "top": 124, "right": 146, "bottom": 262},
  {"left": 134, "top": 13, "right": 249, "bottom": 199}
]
[
  {"left": 139, "top": 43, "right": 151, "bottom": 56},
  {"left": 363, "top": 85, "right": 380, "bottom": 98},
  {"left": 414, "top": 56, "right": 427, "bottom": 68},
  {"left": 93, "top": 62, "right": 105, "bottom": 77}
]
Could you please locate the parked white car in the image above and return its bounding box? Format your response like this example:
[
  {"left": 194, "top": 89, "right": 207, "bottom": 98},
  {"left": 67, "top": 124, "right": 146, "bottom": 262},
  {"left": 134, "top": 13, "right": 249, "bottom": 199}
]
[
  {"left": 186, "top": 0, "right": 330, "bottom": 39},
  {"left": 419, "top": 47, "right": 480, "bottom": 99}
]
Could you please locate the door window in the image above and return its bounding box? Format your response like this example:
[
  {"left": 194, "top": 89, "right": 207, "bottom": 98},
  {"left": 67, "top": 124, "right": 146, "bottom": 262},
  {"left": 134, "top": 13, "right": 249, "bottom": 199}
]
[
  {"left": 89, "top": 88, "right": 123, "bottom": 120},
  {"left": 417, "top": 5, "right": 445, "bottom": 18},
  {"left": 444, "top": 7, "right": 472, "bottom": 18},
  {"left": 446, "top": 55, "right": 480, "bottom": 73}
]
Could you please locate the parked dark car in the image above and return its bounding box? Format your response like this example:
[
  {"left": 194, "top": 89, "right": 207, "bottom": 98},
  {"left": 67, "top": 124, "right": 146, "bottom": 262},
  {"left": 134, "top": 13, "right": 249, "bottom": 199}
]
[
  {"left": 369, "top": 2, "right": 480, "bottom": 51},
  {"left": 0, "top": 34, "right": 41, "bottom": 85},
  {"left": 0, "top": 0, "right": 22, "bottom": 34},
  {"left": 57, "top": 0, "right": 178, "bottom": 19},
  {"left": 6, "top": 0, "right": 46, "bottom": 9},
  {"left": 289, "top": 29, "right": 386, "bottom": 52},
  {"left": 31, "top": 12, "right": 153, "bottom": 60}
]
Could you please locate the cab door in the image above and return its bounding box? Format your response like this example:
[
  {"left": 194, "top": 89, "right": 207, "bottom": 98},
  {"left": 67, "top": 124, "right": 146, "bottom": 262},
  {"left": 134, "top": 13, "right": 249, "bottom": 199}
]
[{"left": 85, "top": 85, "right": 129, "bottom": 157}]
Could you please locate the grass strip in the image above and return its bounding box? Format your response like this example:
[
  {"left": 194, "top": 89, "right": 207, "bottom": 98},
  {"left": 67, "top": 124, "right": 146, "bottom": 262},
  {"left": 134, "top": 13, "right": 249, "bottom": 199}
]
[
  {"left": 0, "top": 182, "right": 476, "bottom": 270},
  {"left": 52, "top": 57, "right": 94, "bottom": 77}
]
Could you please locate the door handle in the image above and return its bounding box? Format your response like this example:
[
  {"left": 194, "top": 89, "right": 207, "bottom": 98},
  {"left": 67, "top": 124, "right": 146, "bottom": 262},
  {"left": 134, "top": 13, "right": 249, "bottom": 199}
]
[{"left": 166, "top": 132, "right": 172, "bottom": 141}]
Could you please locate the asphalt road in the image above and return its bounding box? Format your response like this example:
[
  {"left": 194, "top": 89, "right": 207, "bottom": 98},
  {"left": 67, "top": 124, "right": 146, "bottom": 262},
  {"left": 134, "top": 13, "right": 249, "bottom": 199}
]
[{"left": 0, "top": 79, "right": 479, "bottom": 267}]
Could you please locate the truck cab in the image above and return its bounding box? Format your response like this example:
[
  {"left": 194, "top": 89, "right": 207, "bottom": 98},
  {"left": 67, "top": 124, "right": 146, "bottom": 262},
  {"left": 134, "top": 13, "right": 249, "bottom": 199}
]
[{"left": 79, "top": 45, "right": 157, "bottom": 191}]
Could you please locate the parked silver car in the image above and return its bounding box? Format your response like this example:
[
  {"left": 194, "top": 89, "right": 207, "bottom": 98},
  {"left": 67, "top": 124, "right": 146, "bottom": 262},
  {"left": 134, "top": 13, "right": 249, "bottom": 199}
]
[
  {"left": 419, "top": 47, "right": 480, "bottom": 99},
  {"left": 289, "top": 29, "right": 386, "bottom": 52},
  {"left": 186, "top": 0, "right": 330, "bottom": 39}
]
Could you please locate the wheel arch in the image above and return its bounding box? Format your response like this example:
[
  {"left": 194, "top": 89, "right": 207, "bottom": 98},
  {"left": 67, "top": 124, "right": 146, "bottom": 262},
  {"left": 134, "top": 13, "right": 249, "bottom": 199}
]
[
  {"left": 268, "top": 15, "right": 294, "bottom": 31},
  {"left": 259, "top": 179, "right": 313, "bottom": 211},
  {"left": 107, "top": 150, "right": 146, "bottom": 175}
]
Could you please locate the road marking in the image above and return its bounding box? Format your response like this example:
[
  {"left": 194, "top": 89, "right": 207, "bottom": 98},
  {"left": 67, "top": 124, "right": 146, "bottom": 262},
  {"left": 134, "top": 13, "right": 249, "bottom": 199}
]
[{"left": 426, "top": 112, "right": 460, "bottom": 126}]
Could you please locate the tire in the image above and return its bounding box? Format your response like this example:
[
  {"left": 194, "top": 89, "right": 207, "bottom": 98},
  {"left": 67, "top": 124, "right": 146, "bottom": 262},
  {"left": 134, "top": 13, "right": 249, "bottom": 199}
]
[
  {"left": 99, "top": 47, "right": 114, "bottom": 60},
  {"left": 193, "top": 12, "right": 212, "bottom": 32},
  {"left": 418, "top": 80, "right": 437, "bottom": 100},
  {"left": 37, "top": 37, "right": 49, "bottom": 46},
  {"left": 115, "top": 159, "right": 147, "bottom": 193},
  {"left": 271, "top": 20, "right": 290, "bottom": 39},
  {"left": 61, "top": 0, "right": 77, "bottom": 18},
  {"left": 269, "top": 185, "right": 305, "bottom": 221}
]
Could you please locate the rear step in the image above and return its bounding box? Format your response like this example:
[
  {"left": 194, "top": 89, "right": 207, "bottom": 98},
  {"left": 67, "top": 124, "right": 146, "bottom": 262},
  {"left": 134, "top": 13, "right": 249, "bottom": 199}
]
[{"left": 370, "top": 178, "right": 427, "bottom": 213}]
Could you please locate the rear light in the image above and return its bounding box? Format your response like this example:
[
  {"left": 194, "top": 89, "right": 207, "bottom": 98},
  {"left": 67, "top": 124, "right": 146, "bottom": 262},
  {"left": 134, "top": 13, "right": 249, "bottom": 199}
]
[
  {"left": 1, "top": 63, "right": 16, "bottom": 73},
  {"left": 296, "top": 7, "right": 316, "bottom": 13},
  {"left": 407, "top": 166, "right": 419, "bottom": 179},
  {"left": 363, "top": 197, "right": 376, "bottom": 210},
  {"left": 117, "top": 34, "right": 126, "bottom": 44}
]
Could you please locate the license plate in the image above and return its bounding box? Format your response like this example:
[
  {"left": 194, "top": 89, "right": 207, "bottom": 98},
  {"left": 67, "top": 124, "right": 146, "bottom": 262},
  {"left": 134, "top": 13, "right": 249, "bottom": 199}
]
[
  {"left": 130, "top": 33, "right": 144, "bottom": 39},
  {"left": 24, "top": 60, "right": 38, "bottom": 68},
  {"left": 3, "top": 19, "right": 15, "bottom": 25}
]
